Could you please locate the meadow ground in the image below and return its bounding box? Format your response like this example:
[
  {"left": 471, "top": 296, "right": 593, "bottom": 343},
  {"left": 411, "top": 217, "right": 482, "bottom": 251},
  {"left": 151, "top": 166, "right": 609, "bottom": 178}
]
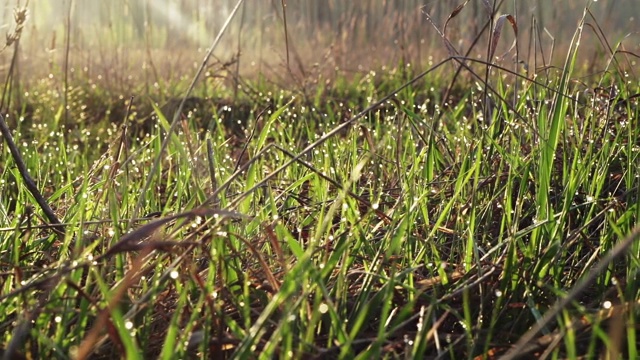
[{"left": 1, "top": 1, "right": 640, "bottom": 359}]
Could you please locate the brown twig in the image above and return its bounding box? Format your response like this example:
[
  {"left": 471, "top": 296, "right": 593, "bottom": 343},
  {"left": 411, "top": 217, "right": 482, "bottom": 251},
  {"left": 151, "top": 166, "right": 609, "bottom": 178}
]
[{"left": 0, "top": 114, "right": 64, "bottom": 238}]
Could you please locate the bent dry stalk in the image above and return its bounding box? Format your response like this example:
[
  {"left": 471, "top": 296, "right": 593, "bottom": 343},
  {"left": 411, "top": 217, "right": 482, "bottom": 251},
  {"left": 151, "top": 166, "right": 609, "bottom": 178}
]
[{"left": 0, "top": 114, "right": 64, "bottom": 238}]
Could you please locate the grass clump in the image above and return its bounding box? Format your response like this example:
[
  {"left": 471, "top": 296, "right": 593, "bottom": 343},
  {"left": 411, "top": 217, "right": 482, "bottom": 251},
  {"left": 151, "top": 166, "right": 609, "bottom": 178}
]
[{"left": 1, "top": 1, "right": 640, "bottom": 359}]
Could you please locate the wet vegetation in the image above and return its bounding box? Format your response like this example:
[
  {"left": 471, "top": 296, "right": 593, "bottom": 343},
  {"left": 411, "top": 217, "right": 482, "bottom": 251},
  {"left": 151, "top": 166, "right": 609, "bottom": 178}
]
[{"left": 1, "top": 1, "right": 640, "bottom": 359}]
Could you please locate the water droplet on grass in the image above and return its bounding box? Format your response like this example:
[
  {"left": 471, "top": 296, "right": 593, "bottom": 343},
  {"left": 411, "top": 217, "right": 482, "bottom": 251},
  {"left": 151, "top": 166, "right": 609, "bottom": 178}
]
[{"left": 319, "top": 303, "right": 329, "bottom": 314}]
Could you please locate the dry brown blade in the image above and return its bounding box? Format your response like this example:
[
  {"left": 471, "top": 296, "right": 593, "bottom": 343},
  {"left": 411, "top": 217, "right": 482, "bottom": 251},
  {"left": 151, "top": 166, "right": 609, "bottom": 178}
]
[
  {"left": 75, "top": 246, "right": 153, "bottom": 360},
  {"left": 264, "top": 223, "right": 286, "bottom": 270},
  {"left": 228, "top": 231, "right": 280, "bottom": 293},
  {"left": 66, "top": 278, "right": 98, "bottom": 305},
  {"left": 417, "top": 270, "right": 466, "bottom": 290},
  {"left": 103, "top": 208, "right": 250, "bottom": 258},
  {"left": 489, "top": 14, "right": 517, "bottom": 62},
  {"left": 206, "top": 139, "right": 218, "bottom": 204},
  {"left": 421, "top": 6, "right": 459, "bottom": 57},
  {"left": 103, "top": 213, "right": 185, "bottom": 258},
  {"left": 498, "top": 15, "right": 518, "bottom": 60},
  {"left": 105, "top": 319, "right": 126, "bottom": 355},
  {"left": 505, "top": 14, "right": 517, "bottom": 36},
  {"left": 426, "top": 310, "right": 450, "bottom": 347},
  {"left": 488, "top": 15, "right": 504, "bottom": 61},
  {"left": 443, "top": 0, "right": 472, "bottom": 34},
  {"left": 606, "top": 303, "right": 625, "bottom": 360}
]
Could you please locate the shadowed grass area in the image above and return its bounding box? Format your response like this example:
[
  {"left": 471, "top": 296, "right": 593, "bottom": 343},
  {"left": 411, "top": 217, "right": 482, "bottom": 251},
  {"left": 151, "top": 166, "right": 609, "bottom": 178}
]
[{"left": 1, "top": 1, "right": 640, "bottom": 359}]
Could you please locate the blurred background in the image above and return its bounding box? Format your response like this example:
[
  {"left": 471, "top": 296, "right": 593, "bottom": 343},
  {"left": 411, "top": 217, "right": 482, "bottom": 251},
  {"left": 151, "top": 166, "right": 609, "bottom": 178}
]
[{"left": 0, "top": 0, "right": 637, "bottom": 89}]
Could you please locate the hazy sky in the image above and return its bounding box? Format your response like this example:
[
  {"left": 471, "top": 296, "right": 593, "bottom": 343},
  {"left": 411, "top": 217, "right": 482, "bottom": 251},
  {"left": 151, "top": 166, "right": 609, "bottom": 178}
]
[{"left": 1, "top": 0, "right": 637, "bottom": 76}]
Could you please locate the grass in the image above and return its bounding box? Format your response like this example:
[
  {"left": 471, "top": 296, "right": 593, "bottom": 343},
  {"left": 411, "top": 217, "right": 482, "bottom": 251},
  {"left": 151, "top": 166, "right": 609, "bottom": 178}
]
[{"left": 1, "top": 1, "right": 640, "bottom": 359}]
